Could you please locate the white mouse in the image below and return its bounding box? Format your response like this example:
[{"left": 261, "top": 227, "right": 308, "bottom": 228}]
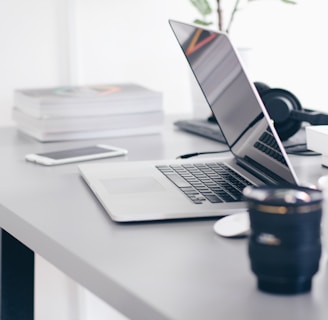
[{"left": 213, "top": 212, "right": 250, "bottom": 238}]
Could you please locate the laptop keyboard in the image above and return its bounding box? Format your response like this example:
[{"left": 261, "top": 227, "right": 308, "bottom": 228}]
[
  {"left": 254, "top": 127, "right": 288, "bottom": 166},
  {"left": 156, "top": 163, "right": 254, "bottom": 204}
]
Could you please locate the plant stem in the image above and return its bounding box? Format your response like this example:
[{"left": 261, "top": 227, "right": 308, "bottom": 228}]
[
  {"left": 226, "top": 0, "right": 241, "bottom": 33},
  {"left": 216, "top": 0, "right": 223, "bottom": 31}
]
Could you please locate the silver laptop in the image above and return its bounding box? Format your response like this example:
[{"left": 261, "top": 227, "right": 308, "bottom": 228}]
[{"left": 78, "top": 20, "right": 298, "bottom": 222}]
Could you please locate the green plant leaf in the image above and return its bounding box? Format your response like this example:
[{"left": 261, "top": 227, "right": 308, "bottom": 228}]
[
  {"left": 280, "top": 0, "right": 297, "bottom": 4},
  {"left": 193, "top": 19, "right": 213, "bottom": 26},
  {"left": 248, "top": 0, "right": 297, "bottom": 3},
  {"left": 190, "top": 0, "right": 212, "bottom": 16}
]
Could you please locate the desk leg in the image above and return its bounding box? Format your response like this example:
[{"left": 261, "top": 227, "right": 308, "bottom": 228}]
[{"left": 0, "top": 229, "right": 34, "bottom": 320}]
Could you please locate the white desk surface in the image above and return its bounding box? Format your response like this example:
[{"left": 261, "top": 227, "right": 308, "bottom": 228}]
[{"left": 1, "top": 121, "right": 328, "bottom": 320}]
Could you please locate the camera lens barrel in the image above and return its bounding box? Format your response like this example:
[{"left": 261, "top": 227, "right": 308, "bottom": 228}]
[{"left": 243, "top": 186, "right": 323, "bottom": 294}]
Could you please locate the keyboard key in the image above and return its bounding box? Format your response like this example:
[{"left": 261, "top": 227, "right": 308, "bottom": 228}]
[
  {"left": 165, "top": 174, "right": 192, "bottom": 188},
  {"left": 204, "top": 194, "right": 223, "bottom": 203}
]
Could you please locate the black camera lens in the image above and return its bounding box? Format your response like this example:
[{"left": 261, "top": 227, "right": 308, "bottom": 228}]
[{"left": 243, "top": 186, "right": 322, "bottom": 294}]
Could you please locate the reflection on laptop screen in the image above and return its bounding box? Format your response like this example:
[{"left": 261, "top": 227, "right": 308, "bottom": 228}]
[{"left": 169, "top": 20, "right": 297, "bottom": 185}]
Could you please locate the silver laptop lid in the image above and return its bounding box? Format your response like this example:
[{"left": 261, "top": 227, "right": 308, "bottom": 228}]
[{"left": 169, "top": 20, "right": 298, "bottom": 185}]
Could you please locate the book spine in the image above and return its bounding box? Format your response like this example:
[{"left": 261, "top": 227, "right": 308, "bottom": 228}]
[{"left": 13, "top": 109, "right": 164, "bottom": 133}]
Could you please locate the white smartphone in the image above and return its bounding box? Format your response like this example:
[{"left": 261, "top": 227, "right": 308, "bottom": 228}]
[{"left": 25, "top": 144, "right": 128, "bottom": 166}]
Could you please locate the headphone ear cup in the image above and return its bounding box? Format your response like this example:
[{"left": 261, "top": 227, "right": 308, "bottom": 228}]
[
  {"left": 260, "top": 88, "right": 302, "bottom": 141},
  {"left": 254, "top": 82, "right": 271, "bottom": 96}
]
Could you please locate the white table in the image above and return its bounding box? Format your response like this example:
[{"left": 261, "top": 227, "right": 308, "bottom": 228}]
[{"left": 1, "top": 121, "right": 328, "bottom": 320}]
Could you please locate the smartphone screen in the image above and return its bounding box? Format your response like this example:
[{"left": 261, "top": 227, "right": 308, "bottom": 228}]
[
  {"left": 38, "top": 146, "right": 116, "bottom": 160},
  {"left": 25, "top": 144, "right": 127, "bottom": 165}
]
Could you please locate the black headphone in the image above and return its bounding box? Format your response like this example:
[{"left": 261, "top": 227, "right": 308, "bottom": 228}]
[{"left": 254, "top": 82, "right": 328, "bottom": 141}]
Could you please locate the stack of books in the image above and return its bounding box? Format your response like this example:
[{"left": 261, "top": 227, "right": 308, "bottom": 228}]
[{"left": 12, "top": 83, "right": 164, "bottom": 142}]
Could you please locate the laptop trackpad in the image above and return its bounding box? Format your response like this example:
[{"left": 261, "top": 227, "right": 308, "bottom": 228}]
[{"left": 101, "top": 177, "right": 165, "bottom": 194}]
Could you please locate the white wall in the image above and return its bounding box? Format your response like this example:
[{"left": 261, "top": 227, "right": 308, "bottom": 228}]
[
  {"left": 73, "top": 0, "right": 196, "bottom": 117},
  {"left": 1, "top": 0, "right": 328, "bottom": 127},
  {"left": 0, "top": 0, "right": 198, "bottom": 127},
  {"left": 229, "top": 0, "right": 328, "bottom": 112},
  {"left": 1, "top": 1, "right": 328, "bottom": 319}
]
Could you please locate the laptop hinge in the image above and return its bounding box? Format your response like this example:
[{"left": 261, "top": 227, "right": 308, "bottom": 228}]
[{"left": 236, "top": 156, "right": 290, "bottom": 185}]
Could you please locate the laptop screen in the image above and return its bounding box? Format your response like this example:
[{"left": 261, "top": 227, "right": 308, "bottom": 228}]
[{"left": 169, "top": 20, "right": 298, "bottom": 185}]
